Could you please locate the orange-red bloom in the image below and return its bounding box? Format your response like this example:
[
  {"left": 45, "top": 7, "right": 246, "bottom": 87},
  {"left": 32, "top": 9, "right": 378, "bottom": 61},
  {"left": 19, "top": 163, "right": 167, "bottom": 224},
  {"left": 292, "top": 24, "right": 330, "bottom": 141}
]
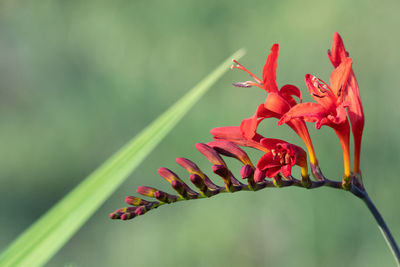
[
  {"left": 257, "top": 138, "right": 307, "bottom": 178},
  {"left": 328, "top": 32, "right": 364, "bottom": 174},
  {"left": 210, "top": 126, "right": 308, "bottom": 179},
  {"left": 279, "top": 58, "right": 353, "bottom": 178},
  {"left": 232, "top": 44, "right": 317, "bottom": 165}
]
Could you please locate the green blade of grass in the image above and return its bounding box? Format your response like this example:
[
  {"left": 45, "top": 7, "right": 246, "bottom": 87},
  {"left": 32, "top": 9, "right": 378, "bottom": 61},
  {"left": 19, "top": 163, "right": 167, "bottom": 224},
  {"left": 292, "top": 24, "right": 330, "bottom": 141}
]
[{"left": 0, "top": 49, "right": 246, "bottom": 267}]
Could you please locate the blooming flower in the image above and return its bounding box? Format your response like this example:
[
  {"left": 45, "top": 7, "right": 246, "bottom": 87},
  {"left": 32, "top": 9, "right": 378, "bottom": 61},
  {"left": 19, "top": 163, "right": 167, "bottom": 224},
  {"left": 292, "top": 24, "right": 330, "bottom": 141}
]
[
  {"left": 257, "top": 138, "right": 307, "bottom": 179},
  {"left": 232, "top": 44, "right": 318, "bottom": 166},
  {"left": 328, "top": 32, "right": 364, "bottom": 174},
  {"left": 278, "top": 57, "right": 353, "bottom": 178}
]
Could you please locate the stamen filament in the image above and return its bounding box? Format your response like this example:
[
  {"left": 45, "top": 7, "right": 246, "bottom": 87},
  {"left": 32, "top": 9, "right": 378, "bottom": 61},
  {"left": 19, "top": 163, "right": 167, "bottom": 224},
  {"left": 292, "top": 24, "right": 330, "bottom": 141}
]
[{"left": 232, "top": 59, "right": 263, "bottom": 84}]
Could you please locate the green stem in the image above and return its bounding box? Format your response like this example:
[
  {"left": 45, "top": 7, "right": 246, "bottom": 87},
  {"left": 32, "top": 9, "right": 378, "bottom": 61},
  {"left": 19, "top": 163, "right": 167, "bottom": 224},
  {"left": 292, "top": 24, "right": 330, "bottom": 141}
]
[{"left": 351, "top": 185, "right": 400, "bottom": 266}]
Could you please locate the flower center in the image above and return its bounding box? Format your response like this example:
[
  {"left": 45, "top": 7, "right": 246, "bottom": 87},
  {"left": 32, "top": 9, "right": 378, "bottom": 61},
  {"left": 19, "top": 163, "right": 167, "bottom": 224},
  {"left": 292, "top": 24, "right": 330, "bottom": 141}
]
[
  {"left": 271, "top": 145, "right": 293, "bottom": 165},
  {"left": 311, "top": 76, "right": 333, "bottom": 98}
]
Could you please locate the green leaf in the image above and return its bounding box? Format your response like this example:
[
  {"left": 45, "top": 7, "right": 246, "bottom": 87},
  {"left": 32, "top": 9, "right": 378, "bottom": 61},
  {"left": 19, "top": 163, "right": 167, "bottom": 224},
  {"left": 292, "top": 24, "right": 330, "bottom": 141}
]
[{"left": 0, "top": 49, "right": 246, "bottom": 267}]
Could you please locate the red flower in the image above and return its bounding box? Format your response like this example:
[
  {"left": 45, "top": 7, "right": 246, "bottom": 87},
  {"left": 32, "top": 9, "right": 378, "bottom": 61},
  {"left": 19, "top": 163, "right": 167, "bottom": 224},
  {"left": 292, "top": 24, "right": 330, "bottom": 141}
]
[
  {"left": 278, "top": 58, "right": 353, "bottom": 178},
  {"left": 232, "top": 44, "right": 318, "bottom": 165},
  {"left": 257, "top": 138, "right": 307, "bottom": 179},
  {"left": 328, "top": 32, "right": 364, "bottom": 174},
  {"left": 210, "top": 126, "right": 308, "bottom": 179}
]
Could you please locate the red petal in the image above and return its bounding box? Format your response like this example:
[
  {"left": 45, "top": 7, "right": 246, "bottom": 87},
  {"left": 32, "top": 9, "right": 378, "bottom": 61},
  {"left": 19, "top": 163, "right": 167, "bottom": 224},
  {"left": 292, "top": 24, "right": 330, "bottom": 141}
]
[
  {"left": 327, "top": 32, "right": 349, "bottom": 68},
  {"left": 264, "top": 92, "right": 291, "bottom": 116},
  {"left": 256, "top": 153, "right": 281, "bottom": 170},
  {"left": 210, "top": 126, "right": 268, "bottom": 152},
  {"left": 345, "top": 72, "right": 364, "bottom": 170},
  {"left": 281, "top": 164, "right": 293, "bottom": 177},
  {"left": 330, "top": 58, "right": 353, "bottom": 99},
  {"left": 280, "top": 84, "right": 302, "bottom": 106},
  {"left": 240, "top": 104, "right": 276, "bottom": 140},
  {"left": 265, "top": 167, "right": 281, "bottom": 178},
  {"left": 328, "top": 102, "right": 349, "bottom": 125},
  {"left": 260, "top": 138, "right": 287, "bottom": 150},
  {"left": 262, "top": 44, "right": 279, "bottom": 93},
  {"left": 278, "top": 102, "right": 328, "bottom": 127}
]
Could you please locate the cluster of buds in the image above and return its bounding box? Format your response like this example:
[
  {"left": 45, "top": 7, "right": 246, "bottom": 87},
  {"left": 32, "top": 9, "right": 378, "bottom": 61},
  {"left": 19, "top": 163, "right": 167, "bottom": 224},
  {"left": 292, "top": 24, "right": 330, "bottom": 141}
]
[{"left": 110, "top": 32, "right": 365, "bottom": 221}]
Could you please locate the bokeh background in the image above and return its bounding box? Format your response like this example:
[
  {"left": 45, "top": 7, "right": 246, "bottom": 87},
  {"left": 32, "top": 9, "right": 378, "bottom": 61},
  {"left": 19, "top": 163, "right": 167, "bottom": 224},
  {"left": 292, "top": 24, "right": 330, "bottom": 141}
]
[{"left": 1, "top": 0, "right": 399, "bottom": 266}]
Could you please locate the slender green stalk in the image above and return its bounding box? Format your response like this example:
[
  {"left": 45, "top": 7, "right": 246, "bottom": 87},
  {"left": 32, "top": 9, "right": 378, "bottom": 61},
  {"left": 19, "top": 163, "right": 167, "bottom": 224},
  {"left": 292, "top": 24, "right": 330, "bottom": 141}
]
[
  {"left": 0, "top": 49, "right": 246, "bottom": 267},
  {"left": 351, "top": 186, "right": 400, "bottom": 266}
]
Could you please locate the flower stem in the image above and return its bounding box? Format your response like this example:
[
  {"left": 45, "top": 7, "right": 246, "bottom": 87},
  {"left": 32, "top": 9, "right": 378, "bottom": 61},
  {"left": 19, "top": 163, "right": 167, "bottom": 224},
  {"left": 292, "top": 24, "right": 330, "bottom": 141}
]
[{"left": 351, "top": 185, "right": 400, "bottom": 266}]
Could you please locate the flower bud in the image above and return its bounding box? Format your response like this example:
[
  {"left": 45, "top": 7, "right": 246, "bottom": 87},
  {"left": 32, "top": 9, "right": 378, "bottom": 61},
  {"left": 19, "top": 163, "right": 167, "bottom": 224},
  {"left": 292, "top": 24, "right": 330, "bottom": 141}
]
[
  {"left": 171, "top": 180, "right": 198, "bottom": 199},
  {"left": 195, "top": 143, "right": 226, "bottom": 166},
  {"left": 254, "top": 168, "right": 266, "bottom": 183},
  {"left": 176, "top": 157, "right": 205, "bottom": 177},
  {"left": 154, "top": 190, "right": 178, "bottom": 203},
  {"left": 190, "top": 174, "right": 206, "bottom": 191},
  {"left": 207, "top": 140, "right": 253, "bottom": 166},
  {"left": 121, "top": 212, "right": 137, "bottom": 220},
  {"left": 240, "top": 164, "right": 254, "bottom": 179},
  {"left": 212, "top": 164, "right": 229, "bottom": 178},
  {"left": 158, "top": 167, "right": 199, "bottom": 197},
  {"left": 125, "top": 196, "right": 154, "bottom": 206},
  {"left": 137, "top": 186, "right": 157, "bottom": 197}
]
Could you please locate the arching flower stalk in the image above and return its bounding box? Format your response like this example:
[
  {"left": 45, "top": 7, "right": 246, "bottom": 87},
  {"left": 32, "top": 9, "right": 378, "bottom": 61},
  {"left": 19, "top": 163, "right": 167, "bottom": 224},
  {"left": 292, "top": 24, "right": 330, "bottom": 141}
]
[
  {"left": 110, "top": 140, "right": 341, "bottom": 221},
  {"left": 110, "top": 32, "right": 400, "bottom": 266}
]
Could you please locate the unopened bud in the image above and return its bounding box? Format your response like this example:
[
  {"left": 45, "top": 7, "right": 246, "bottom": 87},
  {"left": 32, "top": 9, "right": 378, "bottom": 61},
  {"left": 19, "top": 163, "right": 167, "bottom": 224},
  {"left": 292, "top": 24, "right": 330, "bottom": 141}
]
[
  {"left": 134, "top": 206, "right": 146, "bottom": 216},
  {"left": 121, "top": 212, "right": 136, "bottom": 220},
  {"left": 240, "top": 164, "right": 254, "bottom": 179},
  {"left": 171, "top": 180, "right": 197, "bottom": 199},
  {"left": 158, "top": 167, "right": 180, "bottom": 183},
  {"left": 158, "top": 167, "right": 199, "bottom": 196},
  {"left": 137, "top": 186, "right": 157, "bottom": 197},
  {"left": 176, "top": 157, "right": 205, "bottom": 177},
  {"left": 125, "top": 196, "right": 153, "bottom": 206},
  {"left": 254, "top": 168, "right": 266, "bottom": 183},
  {"left": 109, "top": 211, "right": 123, "bottom": 220},
  {"left": 190, "top": 174, "right": 206, "bottom": 191},
  {"left": 154, "top": 190, "right": 178, "bottom": 203},
  {"left": 212, "top": 164, "right": 229, "bottom": 178},
  {"left": 208, "top": 140, "right": 253, "bottom": 166},
  {"left": 195, "top": 143, "right": 226, "bottom": 166}
]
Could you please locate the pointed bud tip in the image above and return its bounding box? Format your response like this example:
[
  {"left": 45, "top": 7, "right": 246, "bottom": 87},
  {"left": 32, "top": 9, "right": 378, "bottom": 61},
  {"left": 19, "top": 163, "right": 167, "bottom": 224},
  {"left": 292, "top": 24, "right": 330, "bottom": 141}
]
[
  {"left": 196, "top": 143, "right": 226, "bottom": 166},
  {"left": 137, "top": 186, "right": 157, "bottom": 197}
]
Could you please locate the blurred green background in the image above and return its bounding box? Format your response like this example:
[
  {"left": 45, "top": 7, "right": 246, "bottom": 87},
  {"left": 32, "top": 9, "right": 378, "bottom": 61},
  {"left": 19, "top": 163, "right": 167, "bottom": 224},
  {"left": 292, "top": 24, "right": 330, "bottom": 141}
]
[{"left": 1, "top": 0, "right": 399, "bottom": 266}]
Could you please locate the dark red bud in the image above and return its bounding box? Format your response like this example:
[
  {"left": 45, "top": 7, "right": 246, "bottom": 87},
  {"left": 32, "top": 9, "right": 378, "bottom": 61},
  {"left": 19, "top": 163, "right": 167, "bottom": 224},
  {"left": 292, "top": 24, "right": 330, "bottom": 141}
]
[
  {"left": 121, "top": 212, "right": 136, "bottom": 220},
  {"left": 109, "top": 211, "right": 123, "bottom": 220},
  {"left": 176, "top": 158, "right": 204, "bottom": 176},
  {"left": 195, "top": 143, "right": 226, "bottom": 166},
  {"left": 190, "top": 174, "right": 206, "bottom": 191},
  {"left": 134, "top": 206, "right": 146, "bottom": 216},
  {"left": 254, "top": 168, "right": 266, "bottom": 183},
  {"left": 154, "top": 190, "right": 178, "bottom": 203},
  {"left": 125, "top": 196, "right": 152, "bottom": 206},
  {"left": 212, "top": 164, "right": 229, "bottom": 177},
  {"left": 208, "top": 140, "right": 253, "bottom": 166},
  {"left": 158, "top": 167, "right": 180, "bottom": 183},
  {"left": 137, "top": 186, "right": 157, "bottom": 197},
  {"left": 240, "top": 164, "right": 254, "bottom": 179}
]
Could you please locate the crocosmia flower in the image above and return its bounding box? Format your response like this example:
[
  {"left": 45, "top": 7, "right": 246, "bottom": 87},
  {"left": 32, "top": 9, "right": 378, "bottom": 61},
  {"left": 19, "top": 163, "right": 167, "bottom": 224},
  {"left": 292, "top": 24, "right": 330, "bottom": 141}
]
[
  {"left": 279, "top": 57, "right": 353, "bottom": 178},
  {"left": 328, "top": 32, "right": 364, "bottom": 174},
  {"left": 232, "top": 44, "right": 318, "bottom": 166},
  {"left": 257, "top": 138, "right": 307, "bottom": 179}
]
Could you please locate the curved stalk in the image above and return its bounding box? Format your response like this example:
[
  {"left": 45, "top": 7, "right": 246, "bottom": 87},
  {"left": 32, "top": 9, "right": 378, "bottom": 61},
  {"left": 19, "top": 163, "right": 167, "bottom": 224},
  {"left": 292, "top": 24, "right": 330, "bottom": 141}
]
[{"left": 351, "top": 185, "right": 400, "bottom": 266}]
